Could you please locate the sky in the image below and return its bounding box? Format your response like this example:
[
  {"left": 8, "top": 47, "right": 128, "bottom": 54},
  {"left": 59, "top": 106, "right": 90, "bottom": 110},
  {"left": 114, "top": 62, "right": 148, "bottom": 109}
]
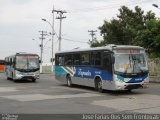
[{"left": 0, "top": 0, "right": 160, "bottom": 63}]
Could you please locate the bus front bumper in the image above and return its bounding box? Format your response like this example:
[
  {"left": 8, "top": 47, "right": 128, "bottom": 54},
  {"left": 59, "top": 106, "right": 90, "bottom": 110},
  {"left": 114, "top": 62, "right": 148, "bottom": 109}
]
[{"left": 16, "top": 73, "right": 39, "bottom": 80}]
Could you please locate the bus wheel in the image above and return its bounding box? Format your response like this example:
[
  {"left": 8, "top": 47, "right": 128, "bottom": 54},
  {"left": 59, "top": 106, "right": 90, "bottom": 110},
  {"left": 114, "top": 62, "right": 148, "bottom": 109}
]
[
  {"left": 95, "top": 78, "right": 103, "bottom": 93},
  {"left": 127, "top": 89, "right": 132, "bottom": 92},
  {"left": 66, "top": 75, "right": 72, "bottom": 87},
  {"left": 7, "top": 77, "right": 10, "bottom": 80},
  {"left": 13, "top": 79, "right": 17, "bottom": 82},
  {"left": 12, "top": 73, "right": 16, "bottom": 82},
  {"left": 32, "top": 79, "right": 36, "bottom": 82},
  {"left": 6, "top": 73, "right": 9, "bottom": 80}
]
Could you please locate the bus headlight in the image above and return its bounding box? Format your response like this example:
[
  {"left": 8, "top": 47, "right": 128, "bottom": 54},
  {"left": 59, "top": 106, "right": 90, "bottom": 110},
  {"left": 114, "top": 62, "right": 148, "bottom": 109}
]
[
  {"left": 115, "top": 77, "right": 122, "bottom": 82},
  {"left": 114, "top": 75, "right": 124, "bottom": 83},
  {"left": 16, "top": 71, "right": 22, "bottom": 75},
  {"left": 15, "top": 71, "right": 23, "bottom": 78}
]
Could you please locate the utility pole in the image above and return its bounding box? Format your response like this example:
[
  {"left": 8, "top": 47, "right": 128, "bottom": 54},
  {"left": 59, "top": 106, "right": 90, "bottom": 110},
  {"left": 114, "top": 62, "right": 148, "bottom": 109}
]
[
  {"left": 53, "top": 10, "right": 67, "bottom": 51},
  {"left": 39, "top": 30, "right": 47, "bottom": 64},
  {"left": 88, "top": 30, "right": 97, "bottom": 43},
  {"left": 51, "top": 5, "right": 55, "bottom": 65}
]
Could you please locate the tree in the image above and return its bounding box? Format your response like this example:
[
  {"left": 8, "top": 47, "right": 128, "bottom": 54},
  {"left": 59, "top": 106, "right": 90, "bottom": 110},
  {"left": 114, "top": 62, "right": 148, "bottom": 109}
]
[
  {"left": 91, "top": 6, "right": 160, "bottom": 57},
  {"left": 134, "top": 19, "right": 160, "bottom": 57}
]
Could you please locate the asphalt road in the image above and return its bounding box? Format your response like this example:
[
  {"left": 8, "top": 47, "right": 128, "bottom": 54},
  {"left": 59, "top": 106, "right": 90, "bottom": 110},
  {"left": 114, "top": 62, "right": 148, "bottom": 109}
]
[{"left": 0, "top": 73, "right": 160, "bottom": 120}]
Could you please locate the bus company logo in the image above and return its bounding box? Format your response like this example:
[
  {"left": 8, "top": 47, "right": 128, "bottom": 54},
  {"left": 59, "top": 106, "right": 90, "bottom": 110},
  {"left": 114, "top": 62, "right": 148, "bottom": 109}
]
[
  {"left": 95, "top": 71, "right": 101, "bottom": 74},
  {"left": 78, "top": 69, "right": 91, "bottom": 77},
  {"left": 135, "top": 78, "right": 142, "bottom": 81}
]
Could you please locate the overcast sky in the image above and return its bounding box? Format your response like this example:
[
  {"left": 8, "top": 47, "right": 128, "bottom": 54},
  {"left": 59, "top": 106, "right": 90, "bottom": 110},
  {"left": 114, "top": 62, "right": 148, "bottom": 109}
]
[{"left": 0, "top": 0, "right": 160, "bottom": 63}]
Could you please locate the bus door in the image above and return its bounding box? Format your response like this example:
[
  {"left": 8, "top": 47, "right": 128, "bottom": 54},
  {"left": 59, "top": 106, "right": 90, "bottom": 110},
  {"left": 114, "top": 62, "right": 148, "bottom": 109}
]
[{"left": 103, "top": 51, "right": 113, "bottom": 78}]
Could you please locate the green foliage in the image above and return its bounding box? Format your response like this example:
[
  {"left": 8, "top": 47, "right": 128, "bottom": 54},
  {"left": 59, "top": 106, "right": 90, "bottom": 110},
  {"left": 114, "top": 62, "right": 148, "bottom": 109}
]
[{"left": 90, "top": 6, "right": 160, "bottom": 58}]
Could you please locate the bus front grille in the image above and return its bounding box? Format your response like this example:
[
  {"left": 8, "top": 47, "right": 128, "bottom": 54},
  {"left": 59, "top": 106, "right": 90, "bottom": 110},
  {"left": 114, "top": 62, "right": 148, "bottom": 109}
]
[
  {"left": 22, "top": 76, "right": 34, "bottom": 79},
  {"left": 125, "top": 84, "right": 143, "bottom": 90}
]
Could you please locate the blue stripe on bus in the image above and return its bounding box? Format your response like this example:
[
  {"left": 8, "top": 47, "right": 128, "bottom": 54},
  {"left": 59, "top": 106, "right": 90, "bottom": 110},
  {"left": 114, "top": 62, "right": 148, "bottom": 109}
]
[
  {"left": 117, "top": 74, "right": 148, "bottom": 83},
  {"left": 127, "top": 74, "right": 148, "bottom": 83},
  {"left": 55, "top": 66, "right": 113, "bottom": 81},
  {"left": 55, "top": 66, "right": 68, "bottom": 76},
  {"left": 74, "top": 67, "right": 113, "bottom": 81}
]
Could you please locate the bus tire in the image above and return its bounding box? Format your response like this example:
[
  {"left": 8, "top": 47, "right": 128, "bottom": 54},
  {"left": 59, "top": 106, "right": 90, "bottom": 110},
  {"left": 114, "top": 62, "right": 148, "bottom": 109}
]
[
  {"left": 95, "top": 78, "right": 103, "bottom": 93},
  {"left": 7, "top": 77, "right": 10, "bottom": 80},
  {"left": 12, "top": 73, "right": 14, "bottom": 81},
  {"left": 6, "top": 72, "right": 9, "bottom": 80},
  {"left": 66, "top": 75, "right": 72, "bottom": 87},
  {"left": 13, "top": 78, "right": 17, "bottom": 82},
  {"left": 127, "top": 89, "right": 132, "bottom": 92},
  {"left": 14, "top": 80, "right": 17, "bottom": 82},
  {"left": 32, "top": 79, "right": 36, "bottom": 82}
]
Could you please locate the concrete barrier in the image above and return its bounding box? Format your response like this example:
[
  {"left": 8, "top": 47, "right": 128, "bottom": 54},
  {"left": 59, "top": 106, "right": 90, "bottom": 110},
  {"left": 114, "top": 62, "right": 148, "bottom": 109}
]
[
  {"left": 42, "top": 65, "right": 52, "bottom": 74},
  {"left": 41, "top": 65, "right": 55, "bottom": 74}
]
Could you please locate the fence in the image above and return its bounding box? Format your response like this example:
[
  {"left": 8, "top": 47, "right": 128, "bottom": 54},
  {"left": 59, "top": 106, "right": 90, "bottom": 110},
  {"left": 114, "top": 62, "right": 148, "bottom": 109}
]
[
  {"left": 41, "top": 65, "right": 52, "bottom": 74},
  {"left": 148, "top": 58, "right": 160, "bottom": 82}
]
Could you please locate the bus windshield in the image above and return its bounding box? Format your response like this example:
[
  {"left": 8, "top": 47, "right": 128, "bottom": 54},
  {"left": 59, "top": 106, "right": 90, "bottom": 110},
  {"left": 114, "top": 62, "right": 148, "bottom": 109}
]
[
  {"left": 16, "top": 56, "right": 39, "bottom": 70},
  {"left": 114, "top": 53, "right": 148, "bottom": 74}
]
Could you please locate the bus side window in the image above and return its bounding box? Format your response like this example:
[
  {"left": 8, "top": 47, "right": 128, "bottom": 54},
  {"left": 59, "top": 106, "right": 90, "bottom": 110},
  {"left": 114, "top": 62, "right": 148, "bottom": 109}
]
[
  {"left": 10, "top": 58, "right": 12, "bottom": 65},
  {"left": 95, "top": 52, "right": 101, "bottom": 66},
  {"left": 91, "top": 52, "right": 101, "bottom": 66},
  {"left": 58, "top": 56, "right": 64, "bottom": 66},
  {"left": 73, "top": 54, "right": 80, "bottom": 65},
  {"left": 55, "top": 55, "right": 59, "bottom": 65},
  {"left": 65, "top": 54, "right": 72, "bottom": 66},
  {"left": 81, "top": 53, "right": 90, "bottom": 65},
  {"left": 103, "top": 53, "right": 112, "bottom": 74}
]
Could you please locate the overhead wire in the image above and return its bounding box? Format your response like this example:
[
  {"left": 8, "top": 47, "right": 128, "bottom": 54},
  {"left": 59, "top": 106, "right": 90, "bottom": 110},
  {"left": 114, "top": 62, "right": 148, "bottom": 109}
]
[
  {"left": 62, "top": 38, "right": 88, "bottom": 44},
  {"left": 67, "top": 0, "right": 151, "bottom": 13},
  {"left": 51, "top": 0, "right": 151, "bottom": 45}
]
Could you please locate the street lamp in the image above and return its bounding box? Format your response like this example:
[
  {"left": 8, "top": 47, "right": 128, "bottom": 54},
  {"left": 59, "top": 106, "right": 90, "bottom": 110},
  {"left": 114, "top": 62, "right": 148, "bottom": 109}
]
[
  {"left": 42, "top": 18, "right": 54, "bottom": 66},
  {"left": 152, "top": 4, "right": 160, "bottom": 10}
]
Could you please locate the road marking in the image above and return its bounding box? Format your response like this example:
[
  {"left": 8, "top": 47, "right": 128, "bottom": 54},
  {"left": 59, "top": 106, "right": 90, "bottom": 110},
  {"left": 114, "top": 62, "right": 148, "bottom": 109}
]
[
  {"left": 50, "top": 86, "right": 96, "bottom": 93},
  {"left": 0, "top": 87, "right": 18, "bottom": 92},
  {"left": 91, "top": 96, "right": 160, "bottom": 112},
  {"left": 1, "top": 93, "right": 102, "bottom": 102}
]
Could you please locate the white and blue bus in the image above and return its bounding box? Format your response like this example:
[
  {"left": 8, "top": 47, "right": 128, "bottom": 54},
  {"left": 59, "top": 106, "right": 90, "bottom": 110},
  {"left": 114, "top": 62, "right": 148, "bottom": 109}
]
[
  {"left": 55, "top": 45, "right": 149, "bottom": 92},
  {"left": 5, "top": 52, "right": 40, "bottom": 82}
]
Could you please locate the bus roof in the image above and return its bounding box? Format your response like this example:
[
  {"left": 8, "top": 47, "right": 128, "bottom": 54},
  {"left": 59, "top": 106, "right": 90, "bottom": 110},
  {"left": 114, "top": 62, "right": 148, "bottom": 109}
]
[
  {"left": 16, "top": 52, "right": 38, "bottom": 56},
  {"left": 5, "top": 52, "right": 39, "bottom": 59},
  {"left": 56, "top": 44, "right": 144, "bottom": 54}
]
